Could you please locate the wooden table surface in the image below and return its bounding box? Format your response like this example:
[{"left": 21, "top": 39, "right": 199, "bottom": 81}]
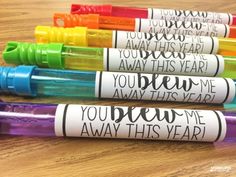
[{"left": 1, "top": 0, "right": 236, "bottom": 176}]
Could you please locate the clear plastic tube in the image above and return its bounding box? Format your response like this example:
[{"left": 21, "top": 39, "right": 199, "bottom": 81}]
[
  {"left": 31, "top": 68, "right": 96, "bottom": 98},
  {"left": 62, "top": 45, "right": 104, "bottom": 71},
  {"left": 0, "top": 102, "right": 56, "bottom": 136}
]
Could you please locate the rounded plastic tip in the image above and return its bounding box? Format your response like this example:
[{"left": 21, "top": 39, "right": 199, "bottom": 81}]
[{"left": 2, "top": 41, "right": 22, "bottom": 64}]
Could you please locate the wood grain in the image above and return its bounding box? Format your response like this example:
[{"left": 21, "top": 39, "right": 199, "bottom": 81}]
[{"left": 0, "top": 0, "right": 236, "bottom": 176}]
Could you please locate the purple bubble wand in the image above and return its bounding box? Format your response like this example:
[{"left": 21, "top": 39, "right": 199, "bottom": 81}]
[{"left": 0, "top": 102, "right": 236, "bottom": 143}]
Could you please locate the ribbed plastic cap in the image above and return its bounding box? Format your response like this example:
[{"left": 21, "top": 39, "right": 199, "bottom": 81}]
[
  {"left": 3, "top": 41, "right": 64, "bottom": 69},
  {"left": 0, "top": 65, "right": 36, "bottom": 96},
  {"left": 71, "top": 4, "right": 112, "bottom": 16},
  {"left": 54, "top": 13, "right": 100, "bottom": 29},
  {"left": 35, "top": 26, "right": 88, "bottom": 46}
]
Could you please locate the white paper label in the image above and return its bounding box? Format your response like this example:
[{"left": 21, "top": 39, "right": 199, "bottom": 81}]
[
  {"left": 95, "top": 72, "right": 235, "bottom": 104},
  {"left": 103, "top": 48, "right": 224, "bottom": 76},
  {"left": 135, "top": 19, "right": 230, "bottom": 37},
  {"left": 55, "top": 104, "right": 227, "bottom": 142},
  {"left": 148, "top": 8, "right": 233, "bottom": 25},
  {"left": 112, "top": 31, "right": 219, "bottom": 54}
]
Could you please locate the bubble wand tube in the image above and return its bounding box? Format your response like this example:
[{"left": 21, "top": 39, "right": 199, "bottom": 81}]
[
  {"left": 54, "top": 13, "right": 236, "bottom": 38},
  {"left": 0, "top": 65, "right": 235, "bottom": 104},
  {"left": 70, "top": 4, "right": 236, "bottom": 25},
  {"left": 3, "top": 41, "right": 236, "bottom": 78},
  {"left": 0, "top": 101, "right": 235, "bottom": 143},
  {"left": 35, "top": 26, "right": 236, "bottom": 56}
]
